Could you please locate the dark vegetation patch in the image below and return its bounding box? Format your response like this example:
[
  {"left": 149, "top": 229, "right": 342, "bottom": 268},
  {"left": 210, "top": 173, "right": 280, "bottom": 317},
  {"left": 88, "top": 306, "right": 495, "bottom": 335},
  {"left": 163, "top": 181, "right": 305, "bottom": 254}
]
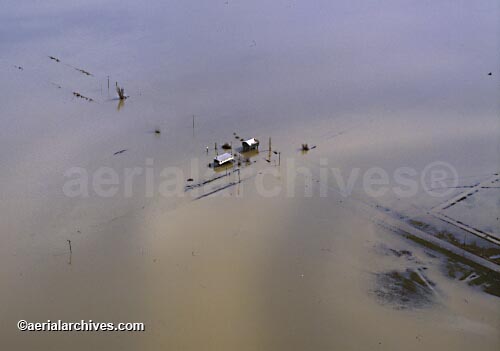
[
  {"left": 400, "top": 233, "right": 500, "bottom": 298},
  {"left": 373, "top": 269, "right": 435, "bottom": 309},
  {"left": 409, "top": 220, "right": 430, "bottom": 230},
  {"left": 407, "top": 219, "right": 500, "bottom": 262},
  {"left": 376, "top": 243, "right": 413, "bottom": 260},
  {"left": 445, "top": 261, "right": 500, "bottom": 297},
  {"left": 435, "top": 231, "right": 500, "bottom": 260},
  {"left": 389, "top": 249, "right": 413, "bottom": 258}
]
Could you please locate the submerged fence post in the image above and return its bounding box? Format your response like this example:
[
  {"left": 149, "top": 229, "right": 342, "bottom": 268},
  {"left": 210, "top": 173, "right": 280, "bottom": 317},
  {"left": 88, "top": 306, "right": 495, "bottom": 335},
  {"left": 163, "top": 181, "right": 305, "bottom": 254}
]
[
  {"left": 268, "top": 137, "right": 272, "bottom": 161},
  {"left": 67, "top": 239, "right": 72, "bottom": 265}
]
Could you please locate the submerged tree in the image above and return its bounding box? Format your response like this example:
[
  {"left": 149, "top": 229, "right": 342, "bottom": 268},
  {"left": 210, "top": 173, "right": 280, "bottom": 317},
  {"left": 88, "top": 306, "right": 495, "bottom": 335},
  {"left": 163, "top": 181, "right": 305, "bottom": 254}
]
[{"left": 116, "top": 83, "right": 127, "bottom": 100}]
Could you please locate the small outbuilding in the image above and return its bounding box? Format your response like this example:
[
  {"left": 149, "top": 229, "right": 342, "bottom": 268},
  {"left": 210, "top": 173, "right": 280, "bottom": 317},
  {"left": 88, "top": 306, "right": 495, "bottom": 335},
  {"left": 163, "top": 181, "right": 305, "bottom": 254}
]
[
  {"left": 242, "top": 138, "right": 259, "bottom": 151},
  {"left": 214, "top": 153, "right": 234, "bottom": 167}
]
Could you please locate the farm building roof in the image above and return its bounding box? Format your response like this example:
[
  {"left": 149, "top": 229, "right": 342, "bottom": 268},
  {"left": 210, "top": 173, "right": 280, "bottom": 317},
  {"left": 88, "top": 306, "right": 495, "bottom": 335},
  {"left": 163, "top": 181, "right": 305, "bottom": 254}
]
[{"left": 214, "top": 153, "right": 234, "bottom": 164}]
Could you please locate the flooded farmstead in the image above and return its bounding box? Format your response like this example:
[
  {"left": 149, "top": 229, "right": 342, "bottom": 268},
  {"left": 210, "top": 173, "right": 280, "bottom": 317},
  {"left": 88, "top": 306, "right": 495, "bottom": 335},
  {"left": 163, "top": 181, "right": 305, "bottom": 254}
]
[{"left": 1, "top": 1, "right": 498, "bottom": 350}]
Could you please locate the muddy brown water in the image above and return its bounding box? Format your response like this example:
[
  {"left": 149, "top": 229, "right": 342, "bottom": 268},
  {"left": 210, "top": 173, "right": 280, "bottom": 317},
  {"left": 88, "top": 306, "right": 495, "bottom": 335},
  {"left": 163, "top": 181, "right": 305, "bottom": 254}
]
[{"left": 1, "top": 1, "right": 499, "bottom": 350}]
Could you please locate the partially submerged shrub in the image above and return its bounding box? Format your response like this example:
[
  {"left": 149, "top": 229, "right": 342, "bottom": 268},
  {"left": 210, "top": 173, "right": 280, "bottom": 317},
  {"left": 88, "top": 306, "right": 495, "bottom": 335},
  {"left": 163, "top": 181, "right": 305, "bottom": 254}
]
[{"left": 116, "top": 84, "right": 126, "bottom": 100}]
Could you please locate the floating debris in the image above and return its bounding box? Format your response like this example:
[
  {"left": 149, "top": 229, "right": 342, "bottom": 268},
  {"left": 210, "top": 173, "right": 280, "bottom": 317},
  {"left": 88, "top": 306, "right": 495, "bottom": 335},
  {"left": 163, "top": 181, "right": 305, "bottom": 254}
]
[
  {"left": 72, "top": 92, "right": 94, "bottom": 102},
  {"left": 301, "top": 143, "right": 309, "bottom": 151},
  {"left": 113, "top": 149, "right": 127, "bottom": 156},
  {"left": 221, "top": 142, "right": 231, "bottom": 150},
  {"left": 48, "top": 55, "right": 92, "bottom": 76},
  {"left": 187, "top": 178, "right": 194, "bottom": 182},
  {"left": 154, "top": 129, "right": 161, "bottom": 134},
  {"left": 14, "top": 65, "right": 23, "bottom": 70},
  {"left": 74, "top": 67, "right": 92, "bottom": 76}
]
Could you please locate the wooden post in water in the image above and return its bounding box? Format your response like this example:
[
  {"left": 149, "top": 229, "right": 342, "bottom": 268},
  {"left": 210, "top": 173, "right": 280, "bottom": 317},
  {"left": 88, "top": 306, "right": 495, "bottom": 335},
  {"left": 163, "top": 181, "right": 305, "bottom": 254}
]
[
  {"left": 268, "top": 137, "right": 272, "bottom": 161},
  {"left": 107, "top": 76, "right": 110, "bottom": 94},
  {"left": 67, "top": 239, "right": 72, "bottom": 265},
  {"left": 192, "top": 115, "right": 195, "bottom": 129}
]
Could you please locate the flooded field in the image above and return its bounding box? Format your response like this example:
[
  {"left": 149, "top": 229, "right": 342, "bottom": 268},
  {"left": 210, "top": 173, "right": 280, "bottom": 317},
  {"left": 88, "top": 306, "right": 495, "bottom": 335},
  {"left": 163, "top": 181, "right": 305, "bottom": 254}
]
[{"left": 1, "top": 0, "right": 499, "bottom": 350}]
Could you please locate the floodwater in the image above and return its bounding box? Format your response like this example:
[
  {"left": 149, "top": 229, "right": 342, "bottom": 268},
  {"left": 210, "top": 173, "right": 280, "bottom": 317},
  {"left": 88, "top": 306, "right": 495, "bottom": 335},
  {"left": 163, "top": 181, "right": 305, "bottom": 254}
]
[{"left": 1, "top": 0, "right": 499, "bottom": 350}]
